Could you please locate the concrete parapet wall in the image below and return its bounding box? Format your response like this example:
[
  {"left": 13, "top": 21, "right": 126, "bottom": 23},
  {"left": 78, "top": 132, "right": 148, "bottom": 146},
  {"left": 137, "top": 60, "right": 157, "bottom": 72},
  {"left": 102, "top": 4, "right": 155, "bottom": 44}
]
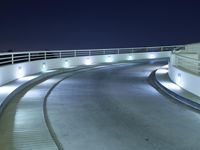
[
  {"left": 168, "top": 62, "right": 200, "bottom": 97},
  {"left": 0, "top": 52, "right": 170, "bottom": 86},
  {"left": 178, "top": 53, "right": 199, "bottom": 59},
  {"left": 185, "top": 43, "right": 200, "bottom": 53}
]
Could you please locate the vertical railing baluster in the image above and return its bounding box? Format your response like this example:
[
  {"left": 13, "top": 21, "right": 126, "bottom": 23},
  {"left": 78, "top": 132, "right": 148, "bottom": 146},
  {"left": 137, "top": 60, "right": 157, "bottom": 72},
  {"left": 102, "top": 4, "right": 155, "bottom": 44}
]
[
  {"left": 59, "top": 51, "right": 61, "bottom": 58},
  {"left": 11, "top": 53, "right": 14, "bottom": 64},
  {"left": 89, "top": 50, "right": 91, "bottom": 56},
  {"left": 28, "top": 52, "right": 31, "bottom": 62},
  {"left": 44, "top": 52, "right": 46, "bottom": 60}
]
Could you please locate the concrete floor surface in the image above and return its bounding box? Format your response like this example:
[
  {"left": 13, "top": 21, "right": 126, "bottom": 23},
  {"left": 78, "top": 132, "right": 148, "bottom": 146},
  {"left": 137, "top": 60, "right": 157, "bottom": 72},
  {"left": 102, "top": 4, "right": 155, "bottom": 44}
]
[{"left": 47, "top": 61, "right": 200, "bottom": 150}]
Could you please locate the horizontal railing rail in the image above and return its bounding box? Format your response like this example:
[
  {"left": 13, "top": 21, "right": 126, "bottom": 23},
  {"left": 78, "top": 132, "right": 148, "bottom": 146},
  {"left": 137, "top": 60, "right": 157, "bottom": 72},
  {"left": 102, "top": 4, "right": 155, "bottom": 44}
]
[{"left": 0, "top": 45, "right": 184, "bottom": 66}]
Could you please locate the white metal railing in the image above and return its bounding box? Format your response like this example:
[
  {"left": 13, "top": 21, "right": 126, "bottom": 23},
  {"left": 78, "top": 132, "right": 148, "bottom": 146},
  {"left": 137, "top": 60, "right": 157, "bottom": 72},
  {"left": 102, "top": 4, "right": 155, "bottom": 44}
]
[
  {"left": 173, "top": 52, "right": 200, "bottom": 75},
  {"left": 0, "top": 45, "right": 184, "bottom": 66}
]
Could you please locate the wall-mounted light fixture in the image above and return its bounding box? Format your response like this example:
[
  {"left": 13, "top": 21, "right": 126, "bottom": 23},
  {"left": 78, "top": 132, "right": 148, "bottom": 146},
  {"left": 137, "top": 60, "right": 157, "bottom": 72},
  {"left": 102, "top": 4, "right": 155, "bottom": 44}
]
[
  {"left": 64, "top": 60, "right": 69, "bottom": 68},
  {"left": 177, "top": 73, "right": 181, "bottom": 84},
  {"left": 42, "top": 62, "right": 47, "bottom": 72},
  {"left": 127, "top": 55, "right": 133, "bottom": 60},
  {"left": 16, "top": 66, "right": 24, "bottom": 78},
  {"left": 148, "top": 54, "right": 156, "bottom": 59},
  {"left": 84, "top": 58, "right": 92, "bottom": 65},
  {"left": 106, "top": 56, "right": 113, "bottom": 63}
]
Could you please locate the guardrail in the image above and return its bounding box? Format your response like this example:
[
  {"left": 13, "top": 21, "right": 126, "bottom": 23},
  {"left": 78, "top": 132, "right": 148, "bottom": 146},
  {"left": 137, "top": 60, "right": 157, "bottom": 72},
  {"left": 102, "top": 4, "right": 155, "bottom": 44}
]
[
  {"left": 0, "top": 45, "right": 184, "bottom": 66},
  {"left": 173, "top": 52, "right": 200, "bottom": 75}
]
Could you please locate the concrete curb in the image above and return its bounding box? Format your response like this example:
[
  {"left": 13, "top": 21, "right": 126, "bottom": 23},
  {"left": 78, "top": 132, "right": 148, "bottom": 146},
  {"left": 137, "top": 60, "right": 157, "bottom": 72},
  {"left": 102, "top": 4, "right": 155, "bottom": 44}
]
[
  {"left": 0, "top": 70, "right": 62, "bottom": 117},
  {"left": 0, "top": 67, "right": 89, "bottom": 117},
  {"left": 43, "top": 67, "right": 101, "bottom": 150},
  {"left": 0, "top": 66, "right": 100, "bottom": 150},
  {"left": 153, "top": 69, "right": 200, "bottom": 111},
  {"left": 0, "top": 62, "right": 127, "bottom": 119}
]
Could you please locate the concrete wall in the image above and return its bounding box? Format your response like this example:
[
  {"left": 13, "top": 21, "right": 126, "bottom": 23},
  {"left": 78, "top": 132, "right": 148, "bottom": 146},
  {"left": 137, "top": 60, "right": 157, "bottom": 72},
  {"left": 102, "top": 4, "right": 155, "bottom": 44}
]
[
  {"left": 169, "top": 59, "right": 200, "bottom": 97},
  {"left": 0, "top": 52, "right": 170, "bottom": 86},
  {"left": 185, "top": 43, "right": 200, "bottom": 53},
  {"left": 178, "top": 53, "right": 199, "bottom": 59},
  {"left": 169, "top": 43, "right": 200, "bottom": 97}
]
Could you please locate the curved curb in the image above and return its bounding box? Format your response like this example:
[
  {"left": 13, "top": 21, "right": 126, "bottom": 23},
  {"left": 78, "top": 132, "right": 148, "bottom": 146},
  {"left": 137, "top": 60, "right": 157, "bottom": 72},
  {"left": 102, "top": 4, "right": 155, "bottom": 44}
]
[
  {"left": 43, "top": 66, "right": 111, "bottom": 150},
  {"left": 0, "top": 69, "right": 67, "bottom": 117},
  {"left": 0, "top": 66, "right": 94, "bottom": 117},
  {"left": 0, "top": 67, "right": 95, "bottom": 150},
  {"left": 0, "top": 69, "right": 73, "bottom": 150},
  {"left": 43, "top": 72, "right": 82, "bottom": 150},
  {"left": 153, "top": 69, "right": 200, "bottom": 111}
]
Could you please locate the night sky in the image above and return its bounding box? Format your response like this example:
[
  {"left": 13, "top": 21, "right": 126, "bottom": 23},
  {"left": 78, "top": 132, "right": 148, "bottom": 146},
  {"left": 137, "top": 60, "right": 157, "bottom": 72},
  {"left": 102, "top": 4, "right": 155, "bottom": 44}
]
[{"left": 0, "top": 0, "right": 200, "bottom": 52}]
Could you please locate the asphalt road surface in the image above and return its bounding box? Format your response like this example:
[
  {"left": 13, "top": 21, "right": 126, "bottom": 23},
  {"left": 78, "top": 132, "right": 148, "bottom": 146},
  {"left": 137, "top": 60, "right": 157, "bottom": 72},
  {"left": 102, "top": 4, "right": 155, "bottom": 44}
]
[{"left": 47, "top": 60, "right": 200, "bottom": 150}]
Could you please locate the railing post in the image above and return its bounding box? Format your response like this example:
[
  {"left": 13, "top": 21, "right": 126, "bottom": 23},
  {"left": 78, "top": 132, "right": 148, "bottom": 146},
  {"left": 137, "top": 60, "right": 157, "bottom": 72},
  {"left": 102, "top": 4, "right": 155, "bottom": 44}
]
[
  {"left": 11, "top": 54, "right": 14, "bottom": 64},
  {"left": 44, "top": 52, "right": 46, "bottom": 60},
  {"left": 59, "top": 51, "right": 62, "bottom": 58},
  {"left": 28, "top": 52, "right": 31, "bottom": 62},
  {"left": 74, "top": 50, "right": 76, "bottom": 57},
  {"left": 176, "top": 55, "right": 179, "bottom": 67},
  {"left": 89, "top": 50, "right": 91, "bottom": 56}
]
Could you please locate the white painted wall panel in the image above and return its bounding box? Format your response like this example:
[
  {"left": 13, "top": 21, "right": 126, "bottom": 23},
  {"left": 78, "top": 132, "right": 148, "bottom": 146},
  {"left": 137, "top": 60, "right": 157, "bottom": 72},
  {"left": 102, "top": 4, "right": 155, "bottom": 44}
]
[
  {"left": 169, "top": 61, "right": 200, "bottom": 97},
  {"left": 0, "top": 52, "right": 170, "bottom": 86}
]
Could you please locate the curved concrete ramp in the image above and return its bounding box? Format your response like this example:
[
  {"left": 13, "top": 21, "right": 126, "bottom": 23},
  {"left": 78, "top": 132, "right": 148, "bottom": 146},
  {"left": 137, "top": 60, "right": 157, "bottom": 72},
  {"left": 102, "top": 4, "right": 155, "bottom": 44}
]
[
  {"left": 0, "top": 67, "right": 92, "bottom": 150},
  {"left": 1, "top": 60, "right": 200, "bottom": 150},
  {"left": 47, "top": 61, "right": 200, "bottom": 150},
  {"left": 0, "top": 72, "right": 70, "bottom": 150}
]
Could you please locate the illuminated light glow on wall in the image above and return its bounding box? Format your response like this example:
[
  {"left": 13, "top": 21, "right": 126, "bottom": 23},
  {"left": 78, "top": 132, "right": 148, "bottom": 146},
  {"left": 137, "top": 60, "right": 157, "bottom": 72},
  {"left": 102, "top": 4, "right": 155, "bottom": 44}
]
[
  {"left": 127, "top": 55, "right": 133, "bottom": 60},
  {"left": 64, "top": 60, "right": 70, "bottom": 68},
  {"left": 177, "top": 73, "right": 181, "bottom": 85},
  {"left": 84, "top": 58, "right": 92, "bottom": 65},
  {"left": 16, "top": 66, "right": 25, "bottom": 79},
  {"left": 106, "top": 56, "right": 113, "bottom": 63},
  {"left": 42, "top": 63, "right": 47, "bottom": 72},
  {"left": 148, "top": 54, "right": 156, "bottom": 59}
]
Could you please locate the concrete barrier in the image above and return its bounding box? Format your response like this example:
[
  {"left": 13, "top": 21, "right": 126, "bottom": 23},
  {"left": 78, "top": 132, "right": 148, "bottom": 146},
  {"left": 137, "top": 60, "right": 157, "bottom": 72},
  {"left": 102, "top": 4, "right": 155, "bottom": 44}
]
[
  {"left": 168, "top": 63, "right": 200, "bottom": 97},
  {"left": 0, "top": 52, "right": 170, "bottom": 86}
]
